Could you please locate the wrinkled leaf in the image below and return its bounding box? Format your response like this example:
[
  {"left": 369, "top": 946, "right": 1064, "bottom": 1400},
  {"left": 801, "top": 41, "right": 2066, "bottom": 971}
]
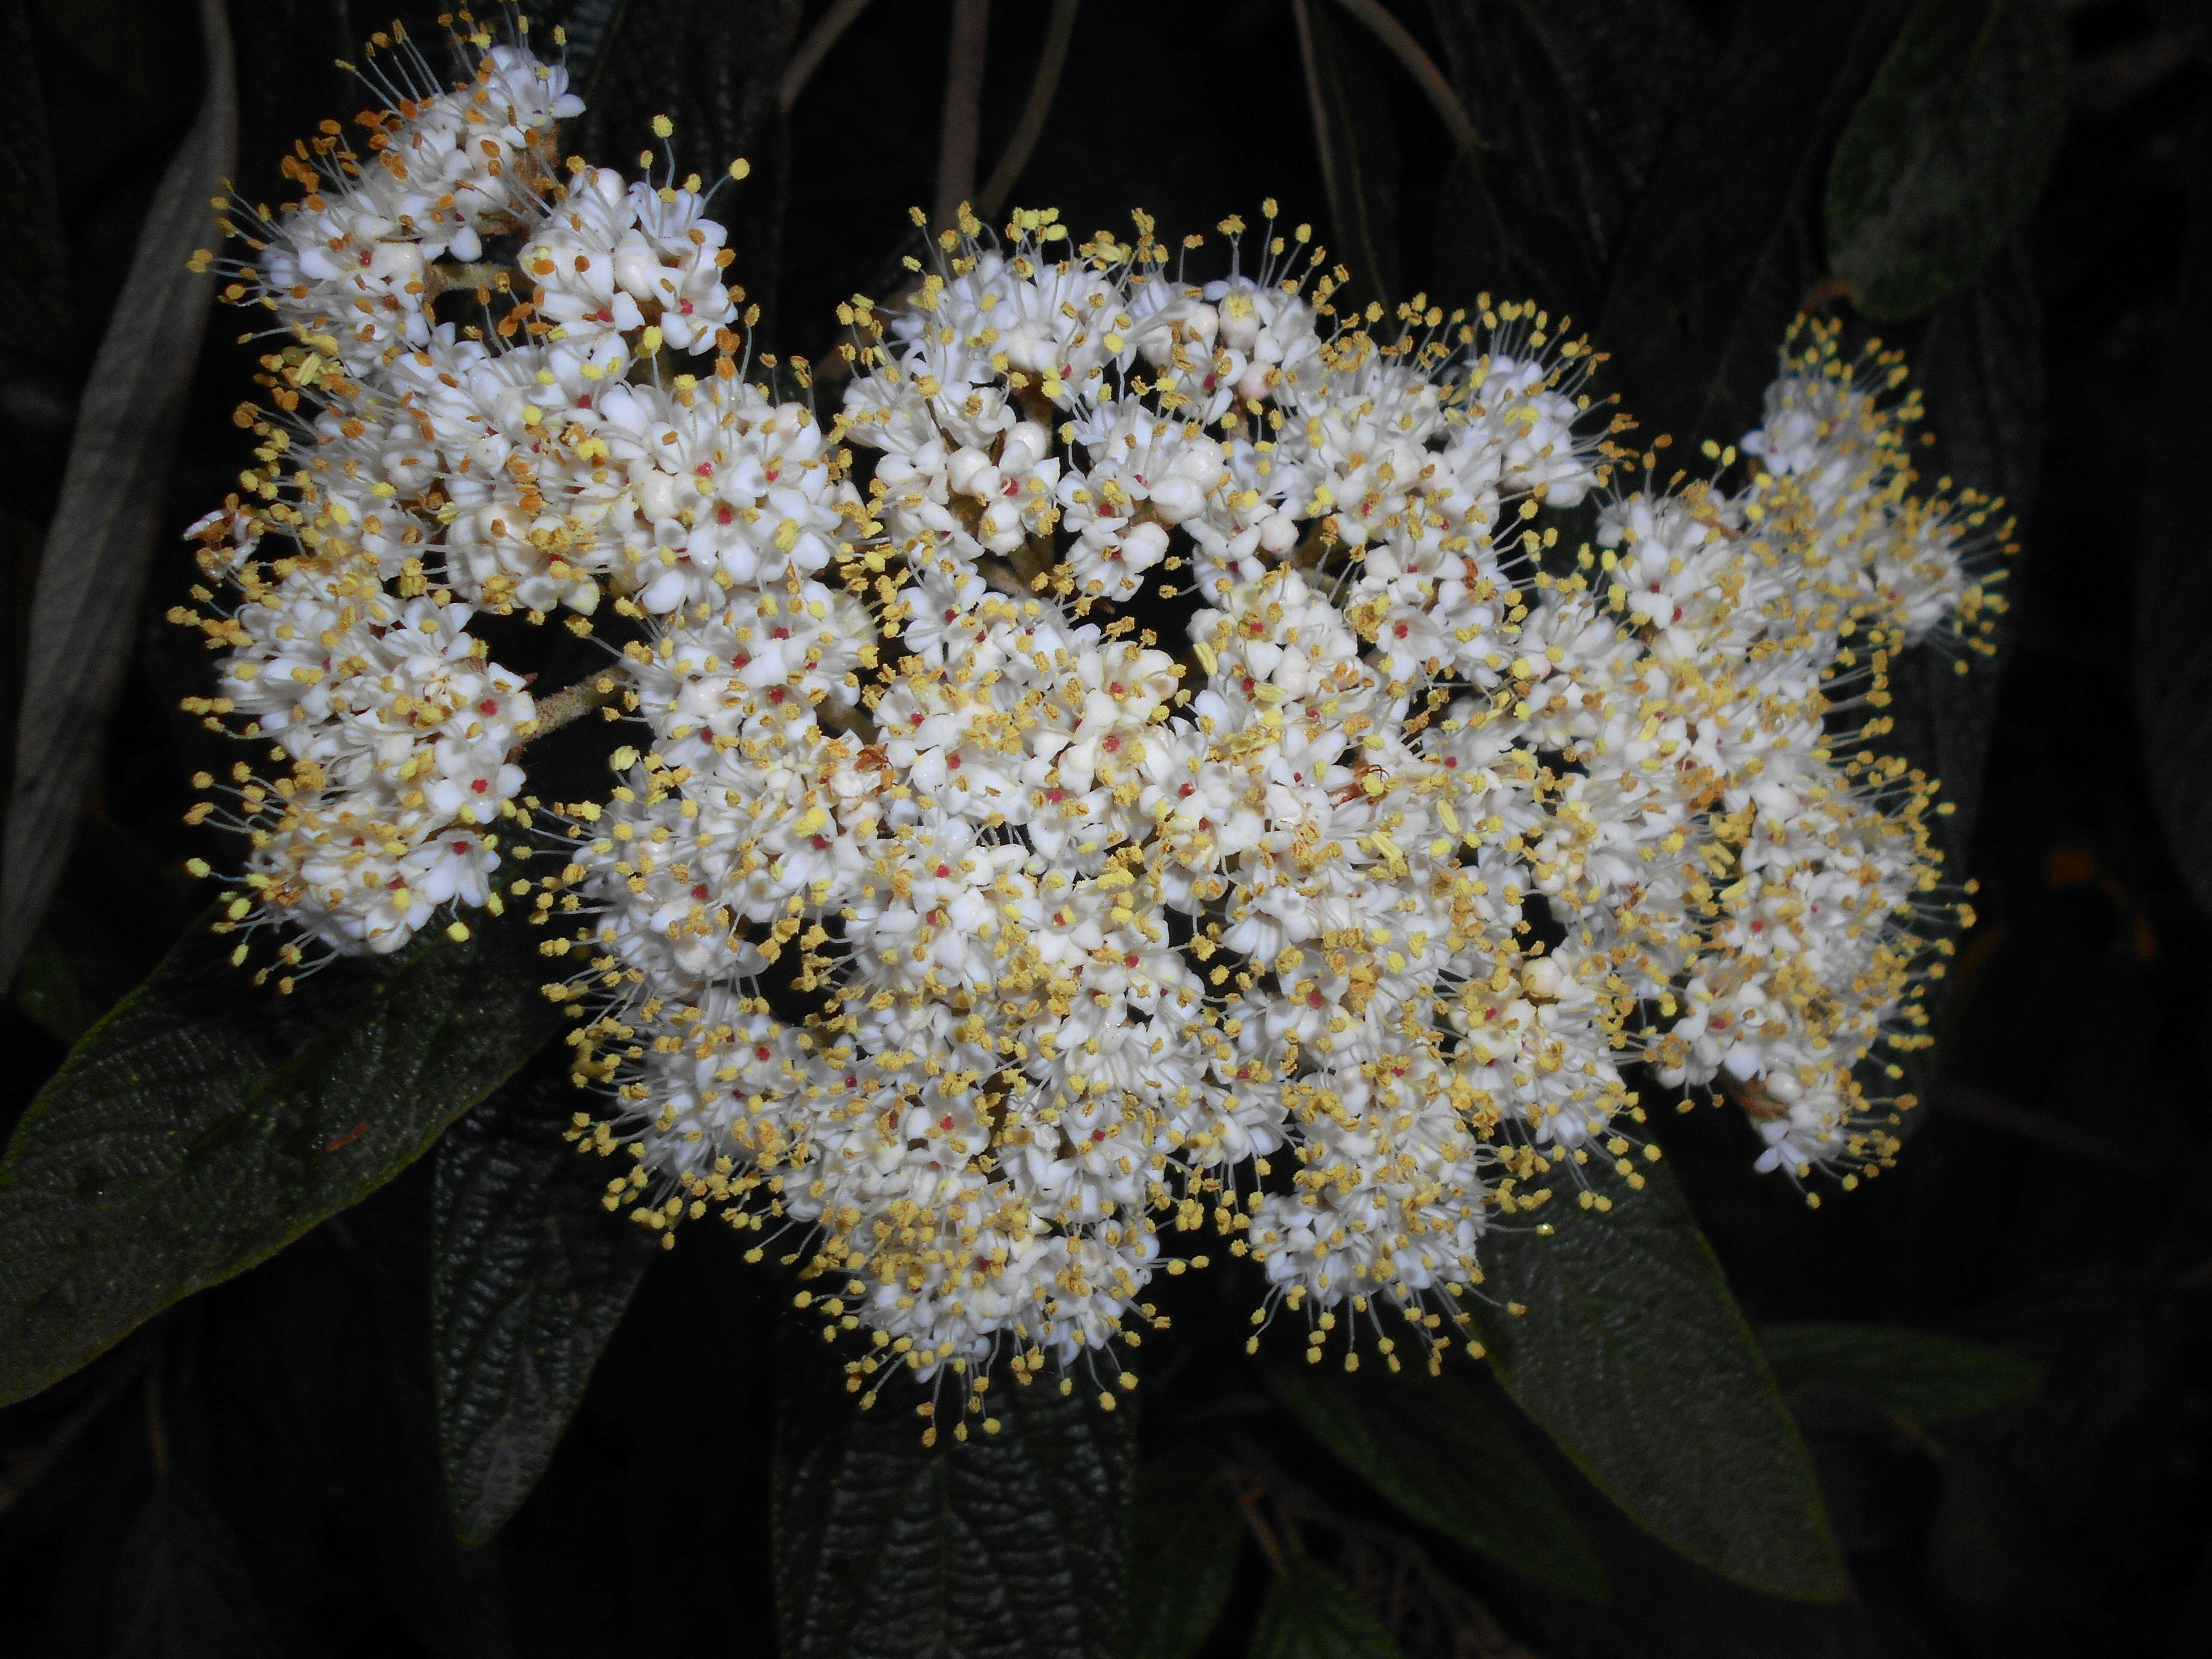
[
  {"left": 1429, "top": 0, "right": 1709, "bottom": 315},
  {"left": 775, "top": 1328, "right": 1136, "bottom": 1659},
  {"left": 1248, "top": 1564, "right": 1404, "bottom": 1659},
  {"left": 0, "top": 912, "right": 560, "bottom": 1406},
  {"left": 1599, "top": 0, "right": 1908, "bottom": 445},
  {"left": 1266, "top": 1361, "right": 1607, "bottom": 1600},
  {"left": 2135, "top": 119, "right": 2212, "bottom": 914},
  {"left": 1430, "top": 150, "right": 1522, "bottom": 316},
  {"left": 1826, "top": 0, "right": 2067, "bottom": 319},
  {"left": 549, "top": 0, "right": 633, "bottom": 97},
  {"left": 0, "top": 0, "right": 72, "bottom": 372},
  {"left": 1294, "top": 0, "right": 1400, "bottom": 309},
  {"left": 1125, "top": 1460, "right": 1244, "bottom": 1659},
  {"left": 571, "top": 0, "right": 799, "bottom": 327},
  {"left": 1880, "top": 235, "right": 2042, "bottom": 875},
  {"left": 107, "top": 1478, "right": 282, "bottom": 1659},
  {"left": 13, "top": 930, "right": 111, "bottom": 1046},
  {"left": 574, "top": 0, "right": 799, "bottom": 170},
  {"left": 431, "top": 1063, "right": 655, "bottom": 1547},
  {"left": 12, "top": 811, "right": 201, "bottom": 1044},
  {"left": 1762, "top": 1323, "right": 2042, "bottom": 1425},
  {"left": 209, "top": 1184, "right": 514, "bottom": 1656},
  {"left": 0, "top": 0, "right": 235, "bottom": 987},
  {"left": 1475, "top": 1160, "right": 1848, "bottom": 1601}
]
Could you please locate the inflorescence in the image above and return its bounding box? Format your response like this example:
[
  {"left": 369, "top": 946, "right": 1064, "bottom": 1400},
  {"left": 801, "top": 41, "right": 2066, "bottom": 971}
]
[{"left": 172, "top": 19, "right": 2007, "bottom": 1436}]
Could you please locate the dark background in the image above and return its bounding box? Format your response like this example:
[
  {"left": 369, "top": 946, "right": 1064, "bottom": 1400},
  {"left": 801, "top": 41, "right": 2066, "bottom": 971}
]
[{"left": 2, "top": 2, "right": 2209, "bottom": 1655}]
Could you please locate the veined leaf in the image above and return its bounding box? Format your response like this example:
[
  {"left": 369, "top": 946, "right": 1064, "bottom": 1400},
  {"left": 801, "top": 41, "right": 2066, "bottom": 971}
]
[
  {"left": 1762, "top": 1323, "right": 2041, "bottom": 1425},
  {"left": 1475, "top": 1160, "right": 1848, "bottom": 1601},
  {"left": 775, "top": 1328, "right": 1136, "bottom": 1659},
  {"left": 107, "top": 1478, "right": 281, "bottom": 1659},
  {"left": 1882, "top": 236, "right": 2042, "bottom": 878},
  {"left": 1826, "top": 0, "right": 2067, "bottom": 320},
  {"left": 0, "top": 0, "right": 236, "bottom": 986},
  {"left": 2134, "top": 120, "right": 2212, "bottom": 915},
  {"left": 1266, "top": 1361, "right": 1607, "bottom": 1600},
  {"left": 1294, "top": 0, "right": 1401, "bottom": 310},
  {"left": 569, "top": 0, "right": 799, "bottom": 328},
  {"left": 1428, "top": 0, "right": 1709, "bottom": 316},
  {"left": 0, "top": 911, "right": 559, "bottom": 1406},
  {"left": 1124, "top": 1459, "right": 1244, "bottom": 1659},
  {"left": 1248, "top": 1564, "right": 1404, "bottom": 1659},
  {"left": 431, "top": 1063, "right": 655, "bottom": 1547},
  {"left": 1599, "top": 0, "right": 1909, "bottom": 446}
]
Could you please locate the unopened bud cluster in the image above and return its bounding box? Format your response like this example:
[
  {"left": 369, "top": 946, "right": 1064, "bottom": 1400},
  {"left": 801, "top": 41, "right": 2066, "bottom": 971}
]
[{"left": 174, "top": 23, "right": 2003, "bottom": 1424}]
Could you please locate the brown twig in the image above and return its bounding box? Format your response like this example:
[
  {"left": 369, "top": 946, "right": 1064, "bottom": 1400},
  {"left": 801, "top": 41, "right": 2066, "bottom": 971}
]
[
  {"left": 976, "top": 0, "right": 1081, "bottom": 221},
  {"left": 1226, "top": 1447, "right": 1545, "bottom": 1659},
  {"left": 1331, "top": 0, "right": 1479, "bottom": 153},
  {"left": 778, "top": 0, "right": 874, "bottom": 115},
  {"left": 934, "top": 0, "right": 991, "bottom": 233}
]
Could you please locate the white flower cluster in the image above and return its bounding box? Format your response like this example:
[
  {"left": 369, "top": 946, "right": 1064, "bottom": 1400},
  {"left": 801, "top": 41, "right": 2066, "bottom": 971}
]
[
  {"left": 544, "top": 204, "right": 1996, "bottom": 1418},
  {"left": 182, "top": 35, "right": 2001, "bottom": 1421},
  {"left": 176, "top": 21, "right": 784, "bottom": 965}
]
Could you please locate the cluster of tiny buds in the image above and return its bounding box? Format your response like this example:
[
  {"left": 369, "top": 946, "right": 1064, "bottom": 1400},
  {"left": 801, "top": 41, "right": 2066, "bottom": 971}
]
[{"left": 172, "top": 24, "right": 2008, "bottom": 1431}]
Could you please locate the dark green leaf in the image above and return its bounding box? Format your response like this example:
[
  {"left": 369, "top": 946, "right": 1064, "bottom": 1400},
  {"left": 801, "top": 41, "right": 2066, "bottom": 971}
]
[
  {"left": 0, "top": 0, "right": 236, "bottom": 986},
  {"left": 431, "top": 1064, "right": 655, "bottom": 1547},
  {"left": 0, "top": 0, "right": 72, "bottom": 371},
  {"left": 212, "top": 1184, "right": 514, "bottom": 1656},
  {"left": 775, "top": 1327, "right": 1136, "bottom": 1659},
  {"left": 1826, "top": 0, "right": 2067, "bottom": 320},
  {"left": 1598, "top": 0, "right": 1908, "bottom": 446},
  {"left": 1125, "top": 1460, "right": 1244, "bottom": 1659},
  {"left": 107, "top": 1478, "right": 282, "bottom": 1659},
  {"left": 1265, "top": 1361, "right": 1607, "bottom": 1600},
  {"left": 1761, "top": 1323, "right": 2042, "bottom": 1425},
  {"left": 1429, "top": 0, "right": 1710, "bottom": 315},
  {"left": 570, "top": 0, "right": 799, "bottom": 326},
  {"left": 1475, "top": 1160, "right": 1848, "bottom": 1601},
  {"left": 1293, "top": 0, "right": 1401, "bottom": 309},
  {"left": 0, "top": 912, "right": 560, "bottom": 1407},
  {"left": 550, "top": 0, "right": 633, "bottom": 98},
  {"left": 1880, "top": 235, "right": 2041, "bottom": 874},
  {"left": 13, "top": 930, "right": 111, "bottom": 1045},
  {"left": 1430, "top": 150, "right": 1521, "bottom": 313},
  {"left": 1247, "top": 1564, "right": 1403, "bottom": 1659},
  {"left": 2135, "top": 118, "right": 2212, "bottom": 914},
  {"left": 572, "top": 0, "right": 799, "bottom": 169},
  {"left": 13, "top": 812, "right": 201, "bottom": 1044}
]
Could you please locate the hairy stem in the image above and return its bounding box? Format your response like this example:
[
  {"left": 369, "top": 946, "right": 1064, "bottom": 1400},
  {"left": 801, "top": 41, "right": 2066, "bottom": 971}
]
[{"left": 516, "top": 673, "right": 620, "bottom": 750}]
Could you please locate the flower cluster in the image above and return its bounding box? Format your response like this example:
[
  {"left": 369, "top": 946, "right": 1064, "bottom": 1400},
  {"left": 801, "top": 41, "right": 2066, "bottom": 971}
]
[
  {"left": 173, "top": 16, "right": 779, "bottom": 964},
  {"left": 180, "top": 29, "right": 2002, "bottom": 1428}
]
